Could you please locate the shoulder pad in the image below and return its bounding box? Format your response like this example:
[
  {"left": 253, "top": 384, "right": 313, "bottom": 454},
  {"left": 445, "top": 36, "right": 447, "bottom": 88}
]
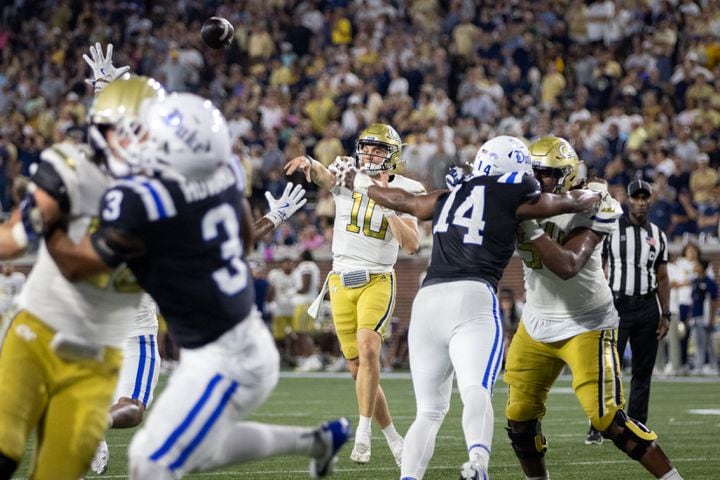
[
  {"left": 40, "top": 143, "right": 92, "bottom": 172},
  {"left": 496, "top": 171, "right": 528, "bottom": 184},
  {"left": 393, "top": 175, "right": 426, "bottom": 195}
]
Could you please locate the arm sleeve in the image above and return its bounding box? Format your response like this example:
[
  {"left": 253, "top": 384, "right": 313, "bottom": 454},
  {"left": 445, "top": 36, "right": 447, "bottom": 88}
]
[{"left": 31, "top": 160, "right": 71, "bottom": 214}]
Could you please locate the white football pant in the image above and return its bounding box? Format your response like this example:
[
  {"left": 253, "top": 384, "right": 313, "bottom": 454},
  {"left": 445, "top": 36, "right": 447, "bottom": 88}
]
[
  {"left": 401, "top": 281, "right": 503, "bottom": 480},
  {"left": 129, "top": 310, "right": 281, "bottom": 478}
]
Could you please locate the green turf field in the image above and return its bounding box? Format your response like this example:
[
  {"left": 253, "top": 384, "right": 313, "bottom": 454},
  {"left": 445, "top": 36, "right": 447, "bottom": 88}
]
[{"left": 13, "top": 372, "right": 720, "bottom": 479}]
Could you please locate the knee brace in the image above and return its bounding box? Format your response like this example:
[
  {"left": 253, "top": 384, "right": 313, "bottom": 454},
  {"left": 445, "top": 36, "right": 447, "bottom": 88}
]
[
  {"left": 0, "top": 451, "right": 18, "bottom": 479},
  {"left": 506, "top": 419, "right": 547, "bottom": 460},
  {"left": 601, "top": 410, "right": 657, "bottom": 460}
]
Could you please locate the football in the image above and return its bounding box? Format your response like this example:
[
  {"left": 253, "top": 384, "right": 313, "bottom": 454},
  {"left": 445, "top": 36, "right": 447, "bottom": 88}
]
[{"left": 200, "top": 16, "right": 234, "bottom": 49}]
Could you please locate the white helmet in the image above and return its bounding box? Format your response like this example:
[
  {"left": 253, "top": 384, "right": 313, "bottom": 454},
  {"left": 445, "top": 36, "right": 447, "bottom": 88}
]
[
  {"left": 140, "top": 93, "right": 231, "bottom": 181},
  {"left": 472, "top": 135, "right": 532, "bottom": 176}
]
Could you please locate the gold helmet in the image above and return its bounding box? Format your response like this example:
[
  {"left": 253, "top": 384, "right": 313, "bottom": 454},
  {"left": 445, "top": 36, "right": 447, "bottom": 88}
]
[
  {"left": 528, "top": 136, "right": 585, "bottom": 193},
  {"left": 88, "top": 74, "right": 165, "bottom": 176},
  {"left": 354, "top": 123, "right": 403, "bottom": 175}
]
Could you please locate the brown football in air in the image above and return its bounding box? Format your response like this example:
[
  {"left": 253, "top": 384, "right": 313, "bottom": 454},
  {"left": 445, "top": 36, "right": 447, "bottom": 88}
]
[{"left": 201, "top": 17, "right": 234, "bottom": 49}]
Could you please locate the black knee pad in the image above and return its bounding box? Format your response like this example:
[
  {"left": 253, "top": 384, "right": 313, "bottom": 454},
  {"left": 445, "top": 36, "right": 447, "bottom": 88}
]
[
  {"left": 506, "top": 419, "right": 547, "bottom": 459},
  {"left": 0, "top": 451, "right": 18, "bottom": 479},
  {"left": 601, "top": 410, "right": 657, "bottom": 460}
]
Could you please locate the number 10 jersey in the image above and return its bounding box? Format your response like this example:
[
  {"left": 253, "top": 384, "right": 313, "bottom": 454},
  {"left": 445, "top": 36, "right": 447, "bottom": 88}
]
[{"left": 330, "top": 174, "right": 425, "bottom": 274}]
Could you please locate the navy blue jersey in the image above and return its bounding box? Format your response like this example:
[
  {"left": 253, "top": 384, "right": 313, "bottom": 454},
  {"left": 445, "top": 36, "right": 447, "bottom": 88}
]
[
  {"left": 424, "top": 172, "right": 541, "bottom": 290},
  {"left": 92, "top": 165, "right": 254, "bottom": 348}
]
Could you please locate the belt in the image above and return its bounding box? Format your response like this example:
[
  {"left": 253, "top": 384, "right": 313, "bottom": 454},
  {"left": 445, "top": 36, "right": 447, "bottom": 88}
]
[{"left": 613, "top": 290, "right": 657, "bottom": 311}]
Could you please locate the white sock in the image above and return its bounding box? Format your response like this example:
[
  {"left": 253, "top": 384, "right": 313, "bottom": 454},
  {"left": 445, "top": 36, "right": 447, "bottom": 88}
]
[
  {"left": 659, "top": 468, "right": 683, "bottom": 480},
  {"left": 203, "top": 421, "right": 315, "bottom": 470},
  {"left": 382, "top": 422, "right": 403, "bottom": 445},
  {"left": 356, "top": 415, "right": 372, "bottom": 443},
  {"left": 400, "top": 410, "right": 444, "bottom": 480},
  {"left": 460, "top": 385, "right": 493, "bottom": 470}
]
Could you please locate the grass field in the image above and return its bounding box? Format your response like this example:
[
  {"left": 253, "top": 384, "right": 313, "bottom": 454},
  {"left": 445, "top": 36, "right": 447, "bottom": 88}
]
[{"left": 13, "top": 372, "right": 720, "bottom": 479}]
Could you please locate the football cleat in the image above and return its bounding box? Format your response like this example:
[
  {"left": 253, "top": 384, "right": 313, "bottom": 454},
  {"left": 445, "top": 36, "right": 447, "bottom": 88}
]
[
  {"left": 309, "top": 417, "right": 352, "bottom": 478},
  {"left": 460, "top": 461, "right": 488, "bottom": 480},
  {"left": 350, "top": 440, "right": 371, "bottom": 464},
  {"left": 90, "top": 439, "right": 109, "bottom": 474},
  {"left": 389, "top": 438, "right": 403, "bottom": 467},
  {"left": 585, "top": 427, "right": 604, "bottom": 445}
]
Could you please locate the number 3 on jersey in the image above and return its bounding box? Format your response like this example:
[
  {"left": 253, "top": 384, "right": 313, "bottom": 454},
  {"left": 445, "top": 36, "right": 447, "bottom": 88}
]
[
  {"left": 433, "top": 186, "right": 486, "bottom": 245},
  {"left": 202, "top": 204, "right": 248, "bottom": 295}
]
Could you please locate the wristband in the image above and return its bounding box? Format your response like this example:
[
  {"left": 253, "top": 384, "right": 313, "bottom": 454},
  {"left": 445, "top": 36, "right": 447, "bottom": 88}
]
[
  {"left": 353, "top": 172, "right": 374, "bottom": 194},
  {"left": 11, "top": 222, "right": 28, "bottom": 249},
  {"left": 263, "top": 211, "right": 283, "bottom": 227},
  {"left": 661, "top": 311, "right": 671, "bottom": 319}
]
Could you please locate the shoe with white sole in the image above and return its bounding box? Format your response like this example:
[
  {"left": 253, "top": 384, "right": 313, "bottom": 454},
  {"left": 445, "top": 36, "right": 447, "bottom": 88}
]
[
  {"left": 350, "top": 440, "right": 371, "bottom": 464},
  {"left": 460, "top": 461, "right": 488, "bottom": 480},
  {"left": 389, "top": 438, "right": 403, "bottom": 467},
  {"left": 90, "top": 439, "right": 109, "bottom": 474},
  {"left": 309, "top": 417, "right": 352, "bottom": 478}
]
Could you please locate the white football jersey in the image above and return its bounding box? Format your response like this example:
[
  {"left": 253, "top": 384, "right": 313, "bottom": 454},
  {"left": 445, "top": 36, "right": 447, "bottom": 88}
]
[
  {"left": 127, "top": 293, "right": 159, "bottom": 337},
  {"left": 17, "top": 143, "right": 143, "bottom": 348},
  {"left": 331, "top": 174, "right": 424, "bottom": 273},
  {"left": 293, "top": 261, "right": 320, "bottom": 305},
  {"left": 519, "top": 195, "right": 623, "bottom": 342},
  {"left": 267, "top": 269, "right": 296, "bottom": 316}
]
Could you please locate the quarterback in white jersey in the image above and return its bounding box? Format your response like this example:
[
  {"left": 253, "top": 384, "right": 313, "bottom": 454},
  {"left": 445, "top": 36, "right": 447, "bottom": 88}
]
[
  {"left": 505, "top": 137, "right": 683, "bottom": 480},
  {"left": 285, "top": 123, "right": 423, "bottom": 466}
]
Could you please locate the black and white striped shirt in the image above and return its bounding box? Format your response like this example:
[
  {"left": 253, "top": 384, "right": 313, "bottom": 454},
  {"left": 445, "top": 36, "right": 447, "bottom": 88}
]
[{"left": 603, "top": 215, "right": 668, "bottom": 297}]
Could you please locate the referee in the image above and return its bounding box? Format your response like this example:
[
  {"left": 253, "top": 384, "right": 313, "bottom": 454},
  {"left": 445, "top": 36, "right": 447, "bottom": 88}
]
[{"left": 602, "top": 179, "right": 670, "bottom": 425}]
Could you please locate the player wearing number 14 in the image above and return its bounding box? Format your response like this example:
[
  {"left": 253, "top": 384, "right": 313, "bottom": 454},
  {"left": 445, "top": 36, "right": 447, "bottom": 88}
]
[
  {"left": 337, "top": 135, "right": 604, "bottom": 480},
  {"left": 285, "top": 124, "right": 423, "bottom": 467}
]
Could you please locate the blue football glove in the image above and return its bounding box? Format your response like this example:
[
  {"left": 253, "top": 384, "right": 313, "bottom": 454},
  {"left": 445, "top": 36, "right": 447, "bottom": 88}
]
[
  {"left": 445, "top": 164, "right": 467, "bottom": 189},
  {"left": 16, "top": 193, "right": 44, "bottom": 250}
]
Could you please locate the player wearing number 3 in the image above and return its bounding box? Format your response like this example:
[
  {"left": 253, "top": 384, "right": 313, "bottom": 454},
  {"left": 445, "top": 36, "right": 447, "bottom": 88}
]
[
  {"left": 285, "top": 124, "right": 423, "bottom": 467},
  {"left": 40, "top": 79, "right": 350, "bottom": 479},
  {"left": 336, "top": 135, "right": 603, "bottom": 480}
]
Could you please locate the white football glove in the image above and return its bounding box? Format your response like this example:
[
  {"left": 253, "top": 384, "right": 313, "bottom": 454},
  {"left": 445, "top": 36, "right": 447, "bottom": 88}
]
[
  {"left": 263, "top": 182, "right": 307, "bottom": 227},
  {"left": 83, "top": 43, "right": 130, "bottom": 93},
  {"left": 520, "top": 220, "right": 545, "bottom": 242},
  {"left": 327, "top": 155, "right": 355, "bottom": 188}
]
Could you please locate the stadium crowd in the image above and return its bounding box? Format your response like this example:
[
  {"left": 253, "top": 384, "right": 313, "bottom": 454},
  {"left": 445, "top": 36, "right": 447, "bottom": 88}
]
[{"left": 2, "top": 0, "right": 720, "bottom": 254}]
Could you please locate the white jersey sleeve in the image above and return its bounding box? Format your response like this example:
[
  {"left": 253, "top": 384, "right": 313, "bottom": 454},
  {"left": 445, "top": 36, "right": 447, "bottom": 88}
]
[
  {"left": 331, "top": 174, "right": 424, "bottom": 273},
  {"left": 17, "top": 142, "right": 144, "bottom": 348},
  {"left": 267, "top": 269, "right": 297, "bottom": 316},
  {"left": 519, "top": 211, "right": 618, "bottom": 342},
  {"left": 293, "top": 261, "right": 321, "bottom": 305}
]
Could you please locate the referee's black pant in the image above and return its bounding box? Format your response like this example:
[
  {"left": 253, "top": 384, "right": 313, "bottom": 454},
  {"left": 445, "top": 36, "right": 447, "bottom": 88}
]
[{"left": 614, "top": 293, "right": 661, "bottom": 425}]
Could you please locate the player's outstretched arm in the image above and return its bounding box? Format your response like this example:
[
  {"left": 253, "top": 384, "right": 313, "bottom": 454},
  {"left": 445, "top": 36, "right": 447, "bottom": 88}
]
[
  {"left": 366, "top": 185, "right": 445, "bottom": 222},
  {"left": 284, "top": 155, "right": 336, "bottom": 190},
  {"left": 0, "top": 186, "right": 63, "bottom": 259},
  {"left": 254, "top": 182, "right": 307, "bottom": 240},
  {"left": 45, "top": 228, "right": 119, "bottom": 281},
  {"left": 521, "top": 222, "right": 604, "bottom": 280},
  {"left": 516, "top": 189, "right": 601, "bottom": 220}
]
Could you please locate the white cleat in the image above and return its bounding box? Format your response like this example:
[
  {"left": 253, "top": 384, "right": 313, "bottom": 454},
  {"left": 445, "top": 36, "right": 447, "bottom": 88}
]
[
  {"left": 460, "top": 461, "right": 488, "bottom": 480},
  {"left": 90, "top": 439, "right": 109, "bottom": 474},
  {"left": 389, "top": 438, "right": 403, "bottom": 467},
  {"left": 350, "top": 441, "right": 371, "bottom": 464}
]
